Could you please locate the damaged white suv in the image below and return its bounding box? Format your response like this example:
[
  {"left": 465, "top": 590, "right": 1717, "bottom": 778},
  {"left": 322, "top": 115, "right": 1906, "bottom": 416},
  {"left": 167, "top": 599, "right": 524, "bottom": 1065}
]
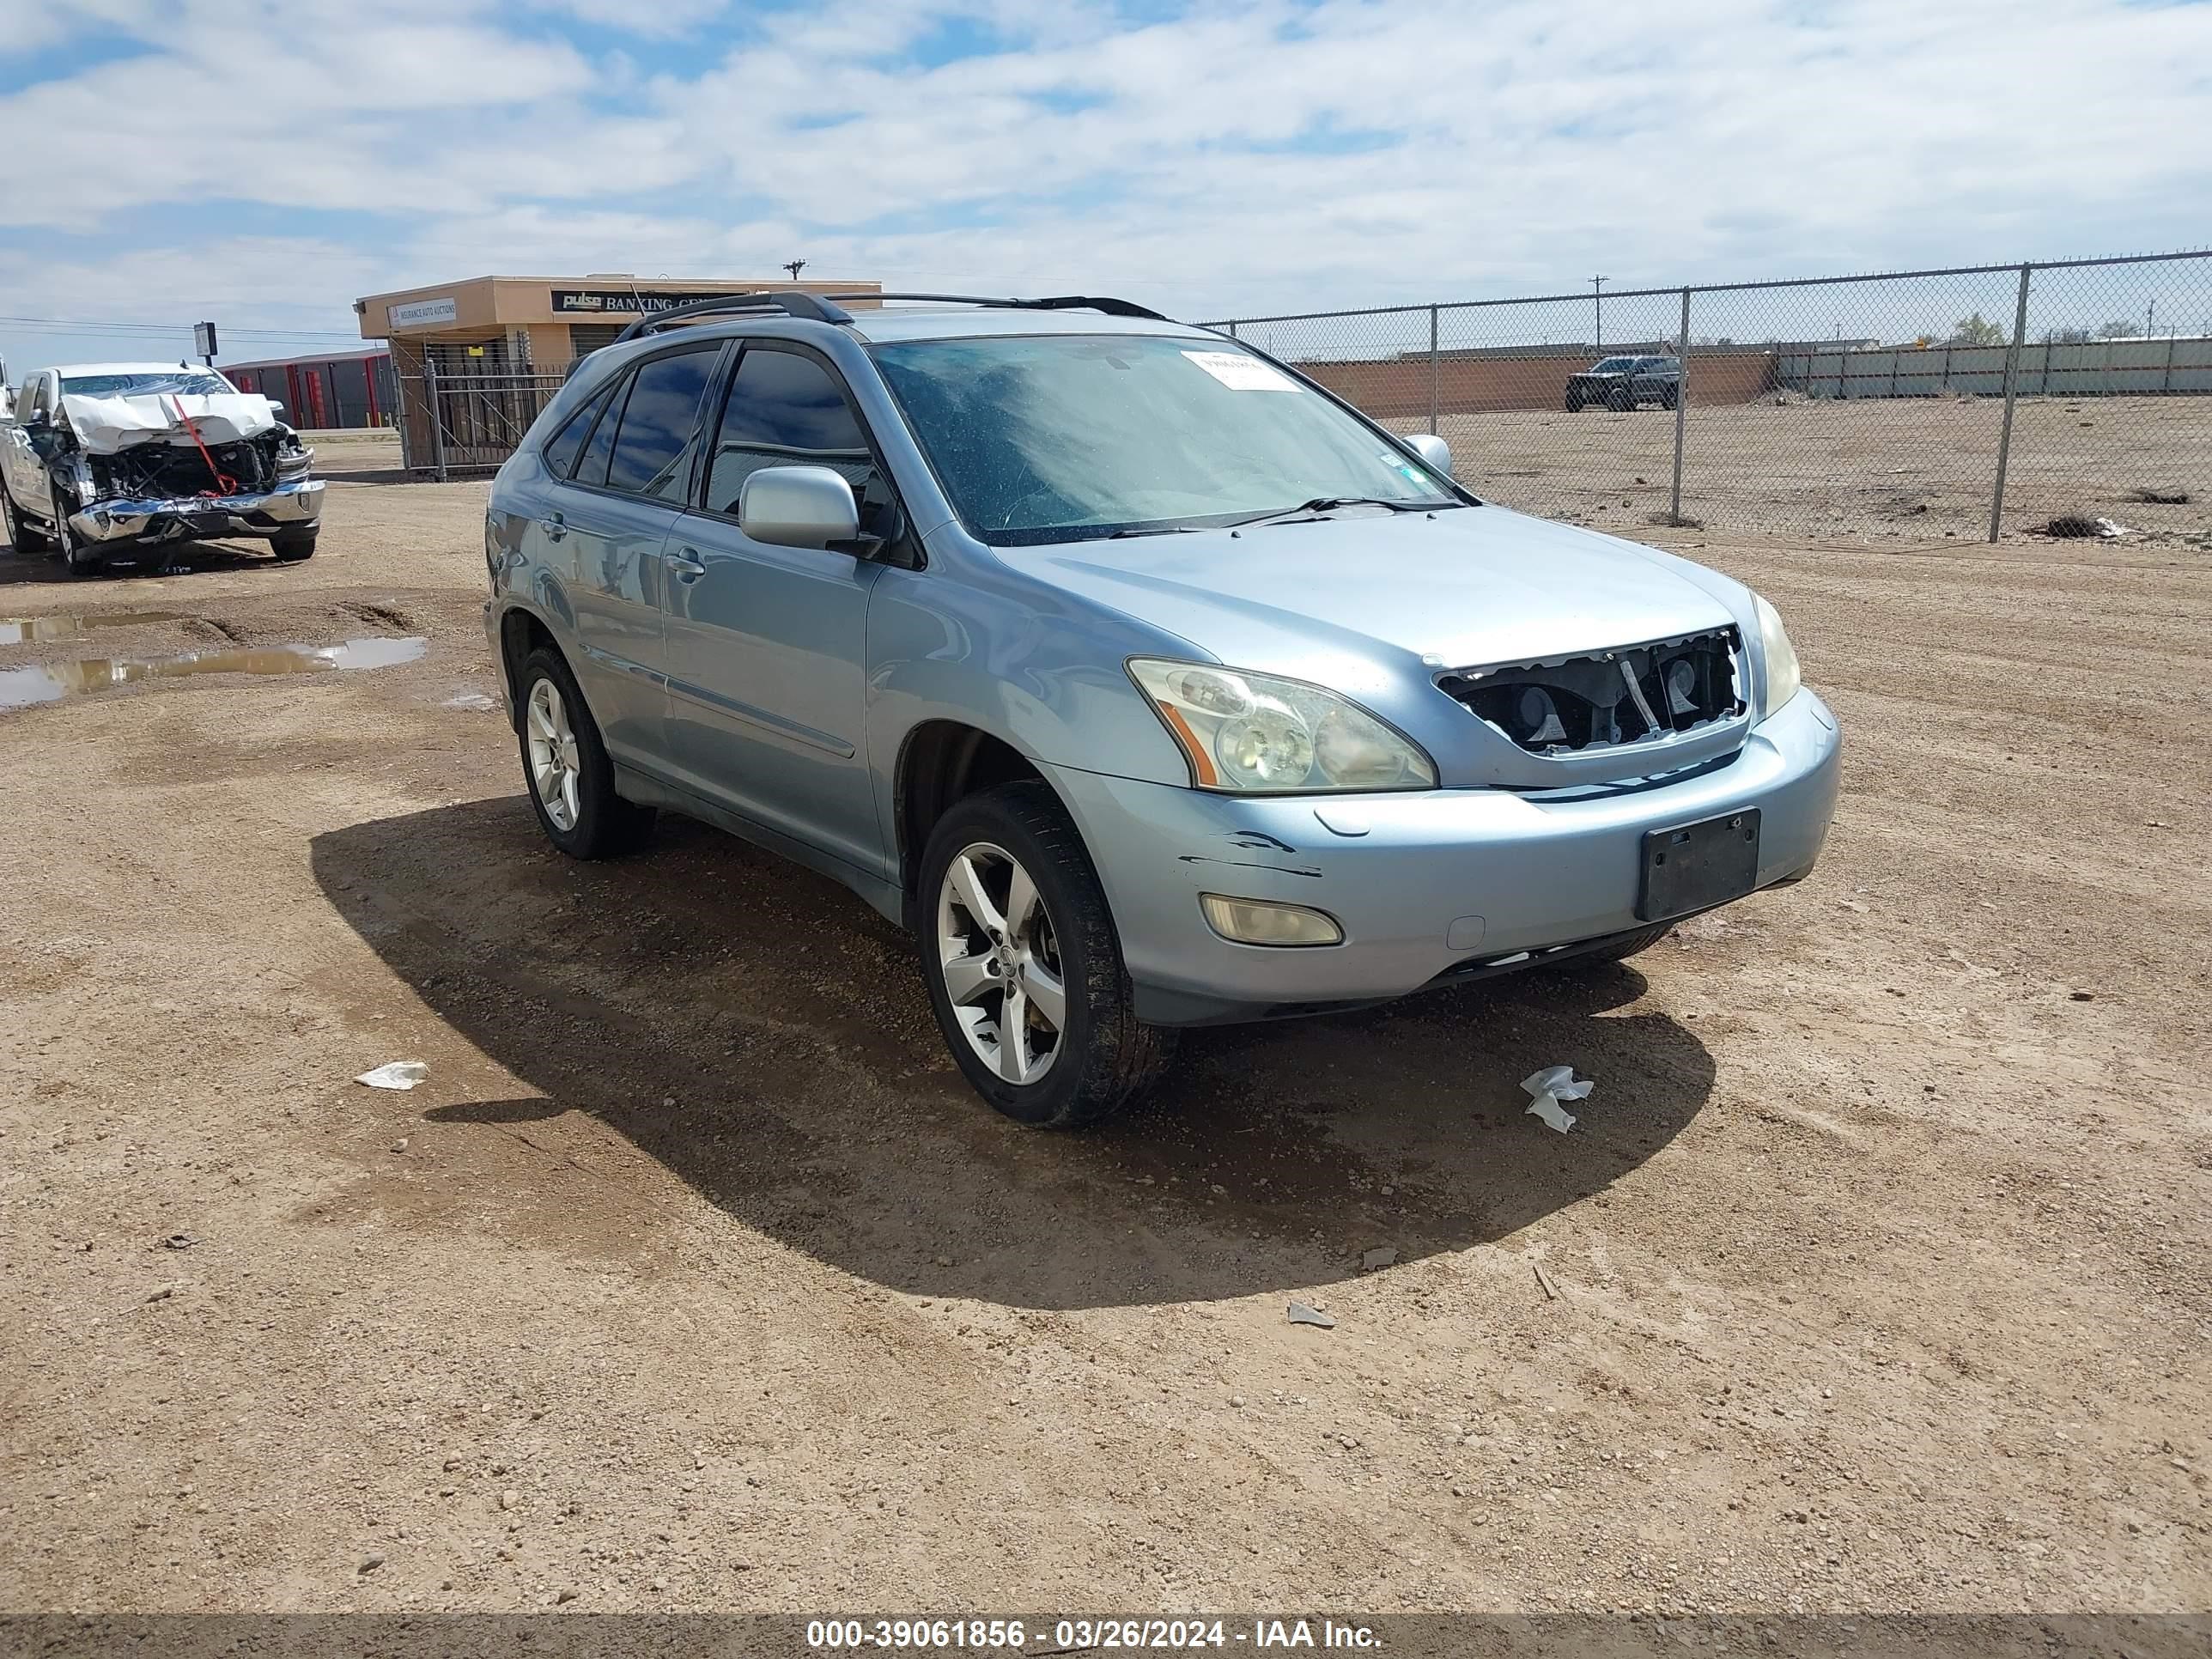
[{"left": 1, "top": 362, "right": 324, "bottom": 575}]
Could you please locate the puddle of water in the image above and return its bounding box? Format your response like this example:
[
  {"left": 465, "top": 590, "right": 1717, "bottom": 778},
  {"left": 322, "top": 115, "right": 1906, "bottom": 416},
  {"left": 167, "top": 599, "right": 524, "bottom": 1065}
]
[
  {"left": 0, "top": 636, "right": 427, "bottom": 710},
  {"left": 0, "top": 610, "right": 191, "bottom": 646}
]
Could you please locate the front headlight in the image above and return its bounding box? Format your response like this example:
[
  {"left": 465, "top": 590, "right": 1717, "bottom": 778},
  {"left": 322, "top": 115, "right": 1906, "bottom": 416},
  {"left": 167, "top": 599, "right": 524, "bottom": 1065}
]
[
  {"left": 1752, "top": 593, "right": 1802, "bottom": 716},
  {"left": 1127, "top": 659, "right": 1437, "bottom": 793}
]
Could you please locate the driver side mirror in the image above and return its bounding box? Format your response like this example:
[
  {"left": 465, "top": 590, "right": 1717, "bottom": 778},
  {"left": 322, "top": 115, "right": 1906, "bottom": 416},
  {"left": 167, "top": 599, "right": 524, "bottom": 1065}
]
[
  {"left": 1401, "top": 432, "right": 1452, "bottom": 477},
  {"left": 738, "top": 465, "right": 860, "bottom": 551}
]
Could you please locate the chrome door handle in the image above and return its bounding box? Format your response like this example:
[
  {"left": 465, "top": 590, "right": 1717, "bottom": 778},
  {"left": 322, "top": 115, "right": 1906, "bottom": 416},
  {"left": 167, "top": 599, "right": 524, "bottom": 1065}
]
[
  {"left": 539, "top": 511, "right": 567, "bottom": 542},
  {"left": 669, "top": 553, "right": 706, "bottom": 580}
]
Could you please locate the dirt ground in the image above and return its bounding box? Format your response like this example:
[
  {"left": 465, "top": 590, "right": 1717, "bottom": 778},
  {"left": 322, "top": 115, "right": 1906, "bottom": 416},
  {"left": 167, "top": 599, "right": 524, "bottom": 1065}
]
[
  {"left": 1420, "top": 393, "right": 2212, "bottom": 544},
  {"left": 1, "top": 464, "right": 2207, "bottom": 1622}
]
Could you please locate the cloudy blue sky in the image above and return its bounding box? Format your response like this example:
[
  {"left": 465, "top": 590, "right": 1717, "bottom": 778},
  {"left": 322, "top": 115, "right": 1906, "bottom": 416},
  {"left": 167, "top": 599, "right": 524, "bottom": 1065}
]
[{"left": 3, "top": 0, "right": 2209, "bottom": 372}]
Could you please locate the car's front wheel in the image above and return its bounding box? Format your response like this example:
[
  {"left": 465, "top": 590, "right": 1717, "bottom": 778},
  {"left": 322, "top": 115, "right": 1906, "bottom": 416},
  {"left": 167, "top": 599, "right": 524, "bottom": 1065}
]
[
  {"left": 1607, "top": 386, "right": 1635, "bottom": 412},
  {"left": 271, "top": 526, "right": 319, "bottom": 562},
  {"left": 1563, "top": 922, "right": 1674, "bottom": 967},
  {"left": 53, "top": 507, "right": 102, "bottom": 577},
  {"left": 514, "top": 647, "right": 655, "bottom": 860},
  {"left": 917, "top": 781, "right": 1173, "bottom": 1127}
]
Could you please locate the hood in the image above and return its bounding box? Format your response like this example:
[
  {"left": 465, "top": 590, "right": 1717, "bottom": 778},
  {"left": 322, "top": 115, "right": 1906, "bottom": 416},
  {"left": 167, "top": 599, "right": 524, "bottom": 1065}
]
[
  {"left": 60, "top": 392, "right": 283, "bottom": 453},
  {"left": 1009, "top": 504, "right": 1744, "bottom": 676}
]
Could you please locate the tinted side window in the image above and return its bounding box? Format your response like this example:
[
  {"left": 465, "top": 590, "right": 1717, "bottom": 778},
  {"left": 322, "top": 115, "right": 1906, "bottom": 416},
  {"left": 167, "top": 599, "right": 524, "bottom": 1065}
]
[
  {"left": 541, "top": 381, "right": 615, "bottom": 479},
  {"left": 704, "top": 347, "right": 878, "bottom": 515},
  {"left": 605, "top": 346, "right": 718, "bottom": 501},
  {"left": 570, "top": 371, "right": 629, "bottom": 488}
]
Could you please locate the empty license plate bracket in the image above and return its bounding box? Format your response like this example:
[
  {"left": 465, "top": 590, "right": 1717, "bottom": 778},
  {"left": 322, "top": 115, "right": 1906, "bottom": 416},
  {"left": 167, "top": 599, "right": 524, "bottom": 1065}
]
[{"left": 1638, "top": 809, "right": 1762, "bottom": 922}]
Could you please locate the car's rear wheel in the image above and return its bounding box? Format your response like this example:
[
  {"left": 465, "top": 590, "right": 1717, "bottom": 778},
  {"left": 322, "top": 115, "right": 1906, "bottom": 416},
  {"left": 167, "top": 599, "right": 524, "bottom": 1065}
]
[
  {"left": 0, "top": 487, "right": 48, "bottom": 554},
  {"left": 917, "top": 781, "right": 1173, "bottom": 1128},
  {"left": 515, "top": 647, "right": 655, "bottom": 860}
]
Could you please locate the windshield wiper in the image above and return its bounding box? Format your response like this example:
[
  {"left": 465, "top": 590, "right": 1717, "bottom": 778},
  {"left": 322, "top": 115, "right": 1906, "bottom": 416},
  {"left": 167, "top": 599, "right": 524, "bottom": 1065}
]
[
  {"left": 1106, "top": 525, "right": 1200, "bottom": 538},
  {"left": 1229, "top": 496, "right": 1440, "bottom": 528}
]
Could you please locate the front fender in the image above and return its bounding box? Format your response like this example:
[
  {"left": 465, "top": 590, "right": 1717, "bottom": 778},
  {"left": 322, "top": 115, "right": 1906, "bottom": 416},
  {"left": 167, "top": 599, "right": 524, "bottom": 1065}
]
[{"left": 864, "top": 558, "right": 1200, "bottom": 792}]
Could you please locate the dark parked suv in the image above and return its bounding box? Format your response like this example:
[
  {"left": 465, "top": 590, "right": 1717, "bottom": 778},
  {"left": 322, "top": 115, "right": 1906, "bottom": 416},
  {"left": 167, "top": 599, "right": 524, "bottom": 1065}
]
[{"left": 1565, "top": 355, "right": 1680, "bottom": 412}]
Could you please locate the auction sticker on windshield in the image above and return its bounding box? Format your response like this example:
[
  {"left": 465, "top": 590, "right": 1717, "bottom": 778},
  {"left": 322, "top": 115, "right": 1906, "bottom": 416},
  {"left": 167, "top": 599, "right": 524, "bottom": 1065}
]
[{"left": 1181, "top": 350, "right": 1297, "bottom": 391}]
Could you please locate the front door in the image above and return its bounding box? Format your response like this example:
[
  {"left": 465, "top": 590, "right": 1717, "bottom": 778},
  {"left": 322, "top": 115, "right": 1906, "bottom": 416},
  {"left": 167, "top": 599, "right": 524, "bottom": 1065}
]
[
  {"left": 544, "top": 342, "right": 724, "bottom": 768},
  {"left": 2, "top": 374, "right": 58, "bottom": 526},
  {"left": 659, "top": 343, "right": 891, "bottom": 883}
]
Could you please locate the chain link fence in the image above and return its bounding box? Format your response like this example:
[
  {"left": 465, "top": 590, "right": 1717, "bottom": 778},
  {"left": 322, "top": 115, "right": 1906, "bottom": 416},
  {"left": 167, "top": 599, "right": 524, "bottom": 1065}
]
[
  {"left": 388, "top": 252, "right": 2210, "bottom": 545},
  {"left": 1216, "top": 251, "right": 2212, "bottom": 544}
]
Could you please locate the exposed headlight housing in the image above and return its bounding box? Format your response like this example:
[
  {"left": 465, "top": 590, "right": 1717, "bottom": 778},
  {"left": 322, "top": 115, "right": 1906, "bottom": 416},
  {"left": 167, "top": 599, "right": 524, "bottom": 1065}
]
[
  {"left": 1752, "top": 593, "right": 1802, "bottom": 717},
  {"left": 1128, "top": 659, "right": 1437, "bottom": 793}
]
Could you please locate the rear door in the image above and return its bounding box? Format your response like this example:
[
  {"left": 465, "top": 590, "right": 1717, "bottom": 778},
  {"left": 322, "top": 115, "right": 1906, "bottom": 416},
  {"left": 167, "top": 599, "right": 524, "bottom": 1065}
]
[
  {"left": 542, "top": 341, "right": 725, "bottom": 766},
  {"left": 658, "top": 341, "right": 894, "bottom": 881}
]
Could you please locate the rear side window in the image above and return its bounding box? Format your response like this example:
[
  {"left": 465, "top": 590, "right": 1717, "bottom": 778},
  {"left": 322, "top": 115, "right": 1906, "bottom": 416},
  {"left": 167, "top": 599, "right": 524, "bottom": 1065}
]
[
  {"left": 704, "top": 347, "right": 878, "bottom": 515},
  {"left": 571, "top": 374, "right": 628, "bottom": 488},
  {"left": 605, "top": 346, "right": 719, "bottom": 501},
  {"left": 541, "top": 381, "right": 616, "bottom": 479}
]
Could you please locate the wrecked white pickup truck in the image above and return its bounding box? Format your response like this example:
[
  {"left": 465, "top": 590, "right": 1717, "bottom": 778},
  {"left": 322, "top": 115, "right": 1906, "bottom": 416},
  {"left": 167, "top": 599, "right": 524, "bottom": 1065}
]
[{"left": 1, "top": 362, "right": 323, "bottom": 575}]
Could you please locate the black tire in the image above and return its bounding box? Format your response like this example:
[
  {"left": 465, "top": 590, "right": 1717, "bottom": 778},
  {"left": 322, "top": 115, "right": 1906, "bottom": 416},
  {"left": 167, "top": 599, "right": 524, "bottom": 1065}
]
[
  {"left": 1564, "top": 392, "right": 1584, "bottom": 413},
  {"left": 0, "top": 486, "right": 49, "bottom": 554},
  {"left": 54, "top": 507, "right": 102, "bottom": 578},
  {"left": 1607, "top": 386, "right": 1634, "bottom": 412},
  {"left": 1659, "top": 386, "right": 1680, "bottom": 410},
  {"left": 1564, "top": 923, "right": 1674, "bottom": 967},
  {"left": 916, "top": 780, "right": 1174, "bottom": 1128},
  {"left": 271, "top": 526, "right": 319, "bottom": 562},
  {"left": 514, "top": 646, "right": 655, "bottom": 860}
]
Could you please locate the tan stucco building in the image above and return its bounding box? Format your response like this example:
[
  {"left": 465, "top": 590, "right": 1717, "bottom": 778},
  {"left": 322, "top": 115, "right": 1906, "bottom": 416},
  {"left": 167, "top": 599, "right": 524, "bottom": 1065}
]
[{"left": 355, "top": 273, "right": 881, "bottom": 472}]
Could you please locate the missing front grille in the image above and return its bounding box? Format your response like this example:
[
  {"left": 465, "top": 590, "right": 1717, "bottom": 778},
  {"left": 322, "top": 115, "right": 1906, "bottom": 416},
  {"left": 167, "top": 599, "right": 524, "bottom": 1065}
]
[{"left": 1438, "top": 628, "right": 1744, "bottom": 755}]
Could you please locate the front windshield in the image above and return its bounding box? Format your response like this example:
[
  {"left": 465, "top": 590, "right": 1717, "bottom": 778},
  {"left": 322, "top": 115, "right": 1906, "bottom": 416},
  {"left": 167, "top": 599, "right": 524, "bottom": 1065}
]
[
  {"left": 61, "top": 371, "right": 233, "bottom": 398},
  {"left": 869, "top": 333, "right": 1461, "bottom": 545},
  {"left": 1589, "top": 356, "right": 1635, "bottom": 373}
]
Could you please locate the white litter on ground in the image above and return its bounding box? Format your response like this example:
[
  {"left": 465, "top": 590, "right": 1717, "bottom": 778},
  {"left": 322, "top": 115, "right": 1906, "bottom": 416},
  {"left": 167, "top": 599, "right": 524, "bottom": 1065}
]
[
  {"left": 355, "top": 1060, "right": 429, "bottom": 1091},
  {"left": 1286, "top": 1302, "right": 1337, "bottom": 1328},
  {"left": 1521, "top": 1065, "right": 1594, "bottom": 1133}
]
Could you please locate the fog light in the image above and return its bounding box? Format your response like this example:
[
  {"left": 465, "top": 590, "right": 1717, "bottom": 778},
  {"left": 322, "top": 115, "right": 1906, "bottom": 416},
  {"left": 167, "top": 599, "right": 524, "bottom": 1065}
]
[{"left": 1200, "top": 893, "right": 1343, "bottom": 947}]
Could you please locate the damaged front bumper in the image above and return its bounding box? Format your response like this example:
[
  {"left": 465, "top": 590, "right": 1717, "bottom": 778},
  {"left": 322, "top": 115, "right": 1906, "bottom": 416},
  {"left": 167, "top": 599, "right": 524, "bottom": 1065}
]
[
  {"left": 68, "top": 478, "right": 324, "bottom": 546},
  {"left": 1043, "top": 689, "right": 1842, "bottom": 1026}
]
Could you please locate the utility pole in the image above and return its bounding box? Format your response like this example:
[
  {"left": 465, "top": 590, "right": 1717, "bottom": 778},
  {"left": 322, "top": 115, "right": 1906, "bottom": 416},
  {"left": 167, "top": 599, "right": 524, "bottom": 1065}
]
[
  {"left": 2146, "top": 296, "right": 2155, "bottom": 338},
  {"left": 783, "top": 259, "right": 806, "bottom": 283},
  {"left": 1591, "top": 276, "right": 1608, "bottom": 349}
]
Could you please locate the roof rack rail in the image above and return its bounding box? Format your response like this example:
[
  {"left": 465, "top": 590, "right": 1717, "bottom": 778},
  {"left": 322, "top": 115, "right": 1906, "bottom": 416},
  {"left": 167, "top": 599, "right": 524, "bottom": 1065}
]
[
  {"left": 612, "top": 290, "right": 853, "bottom": 343},
  {"left": 826, "top": 291, "right": 1170, "bottom": 322}
]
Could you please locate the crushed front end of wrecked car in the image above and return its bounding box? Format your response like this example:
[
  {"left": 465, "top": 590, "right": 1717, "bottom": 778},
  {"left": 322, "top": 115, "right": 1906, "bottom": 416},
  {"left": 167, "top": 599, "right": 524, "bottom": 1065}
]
[{"left": 51, "top": 386, "right": 323, "bottom": 551}]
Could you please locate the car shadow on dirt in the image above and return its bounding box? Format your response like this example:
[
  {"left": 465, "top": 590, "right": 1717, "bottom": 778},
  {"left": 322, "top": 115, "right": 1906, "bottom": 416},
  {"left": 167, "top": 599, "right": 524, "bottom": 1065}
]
[
  {"left": 312, "top": 796, "right": 1716, "bottom": 1310},
  {"left": 0, "top": 540, "right": 294, "bottom": 584}
]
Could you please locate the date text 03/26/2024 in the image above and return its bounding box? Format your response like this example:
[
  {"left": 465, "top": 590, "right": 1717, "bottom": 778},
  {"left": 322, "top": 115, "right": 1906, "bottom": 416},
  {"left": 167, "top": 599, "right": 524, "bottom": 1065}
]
[{"left": 804, "top": 1618, "right": 1382, "bottom": 1650}]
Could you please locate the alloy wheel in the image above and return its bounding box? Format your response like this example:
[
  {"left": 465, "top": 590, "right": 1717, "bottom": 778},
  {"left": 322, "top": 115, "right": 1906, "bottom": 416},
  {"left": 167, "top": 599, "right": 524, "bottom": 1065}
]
[
  {"left": 936, "top": 840, "right": 1066, "bottom": 1085},
  {"left": 526, "top": 676, "right": 582, "bottom": 832}
]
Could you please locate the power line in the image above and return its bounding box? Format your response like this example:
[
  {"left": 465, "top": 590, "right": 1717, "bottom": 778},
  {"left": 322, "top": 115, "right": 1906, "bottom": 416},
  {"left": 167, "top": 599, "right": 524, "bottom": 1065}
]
[{"left": 0, "top": 313, "right": 362, "bottom": 340}]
